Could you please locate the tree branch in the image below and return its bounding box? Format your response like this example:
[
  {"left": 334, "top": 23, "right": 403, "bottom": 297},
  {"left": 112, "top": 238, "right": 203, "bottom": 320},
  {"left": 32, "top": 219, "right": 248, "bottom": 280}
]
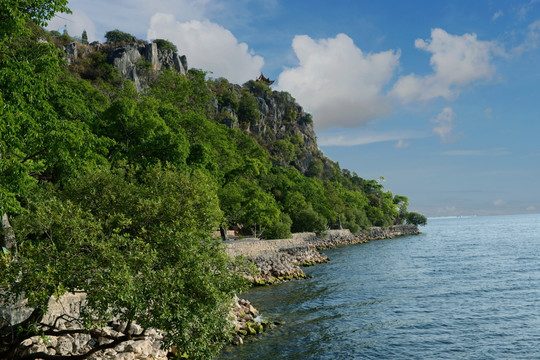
[
  {"left": 20, "top": 148, "right": 47, "bottom": 164},
  {"left": 16, "top": 333, "right": 146, "bottom": 360}
]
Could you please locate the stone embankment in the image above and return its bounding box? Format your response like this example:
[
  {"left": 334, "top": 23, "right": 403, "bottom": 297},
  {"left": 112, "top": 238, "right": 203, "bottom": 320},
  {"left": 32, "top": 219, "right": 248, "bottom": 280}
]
[
  {"left": 226, "top": 225, "right": 419, "bottom": 285},
  {"left": 229, "top": 297, "right": 278, "bottom": 346},
  {"left": 1, "top": 226, "right": 418, "bottom": 357}
]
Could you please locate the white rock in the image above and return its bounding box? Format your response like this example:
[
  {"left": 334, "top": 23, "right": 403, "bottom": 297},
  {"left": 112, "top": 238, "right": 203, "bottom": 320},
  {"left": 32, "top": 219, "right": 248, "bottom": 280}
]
[
  {"left": 56, "top": 337, "right": 73, "bottom": 354},
  {"left": 126, "top": 340, "right": 153, "bottom": 355}
]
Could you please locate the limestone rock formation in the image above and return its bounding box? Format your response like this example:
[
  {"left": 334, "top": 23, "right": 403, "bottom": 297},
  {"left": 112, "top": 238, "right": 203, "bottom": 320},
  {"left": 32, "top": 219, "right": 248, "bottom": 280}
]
[
  {"left": 64, "top": 41, "right": 188, "bottom": 92},
  {"left": 214, "top": 84, "right": 331, "bottom": 176},
  {"left": 106, "top": 42, "right": 188, "bottom": 91}
]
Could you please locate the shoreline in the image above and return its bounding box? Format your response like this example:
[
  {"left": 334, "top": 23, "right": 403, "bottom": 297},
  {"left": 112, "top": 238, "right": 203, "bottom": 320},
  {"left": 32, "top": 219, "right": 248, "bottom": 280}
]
[
  {"left": 225, "top": 225, "right": 420, "bottom": 346},
  {"left": 226, "top": 225, "right": 420, "bottom": 285}
]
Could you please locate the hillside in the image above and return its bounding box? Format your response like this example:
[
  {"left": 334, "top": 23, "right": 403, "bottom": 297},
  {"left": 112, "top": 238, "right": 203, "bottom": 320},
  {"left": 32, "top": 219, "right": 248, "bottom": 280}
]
[
  {"left": 0, "top": 11, "right": 425, "bottom": 360},
  {"left": 54, "top": 34, "right": 424, "bottom": 236}
]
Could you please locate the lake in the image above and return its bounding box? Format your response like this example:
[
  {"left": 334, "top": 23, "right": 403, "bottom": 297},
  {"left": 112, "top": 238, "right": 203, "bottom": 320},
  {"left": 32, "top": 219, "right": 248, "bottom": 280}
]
[{"left": 220, "top": 214, "right": 540, "bottom": 359}]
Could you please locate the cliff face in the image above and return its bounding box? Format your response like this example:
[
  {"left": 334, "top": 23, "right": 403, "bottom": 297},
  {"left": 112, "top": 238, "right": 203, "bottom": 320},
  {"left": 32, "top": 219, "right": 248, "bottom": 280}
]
[
  {"left": 214, "top": 84, "right": 333, "bottom": 176},
  {"left": 65, "top": 41, "right": 327, "bottom": 175},
  {"left": 64, "top": 41, "right": 188, "bottom": 91},
  {"left": 249, "top": 91, "right": 320, "bottom": 174},
  {"left": 106, "top": 43, "right": 187, "bottom": 91}
]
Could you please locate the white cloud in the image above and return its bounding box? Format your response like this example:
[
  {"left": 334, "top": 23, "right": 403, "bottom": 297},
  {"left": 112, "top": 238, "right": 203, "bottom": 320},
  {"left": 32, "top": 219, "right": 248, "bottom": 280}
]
[
  {"left": 511, "top": 20, "right": 540, "bottom": 56},
  {"left": 49, "top": 0, "right": 224, "bottom": 42},
  {"left": 493, "top": 199, "right": 506, "bottom": 207},
  {"left": 276, "top": 33, "right": 400, "bottom": 129},
  {"left": 147, "top": 13, "right": 264, "bottom": 84},
  {"left": 432, "top": 107, "right": 457, "bottom": 143},
  {"left": 395, "top": 140, "right": 410, "bottom": 148},
  {"left": 527, "top": 206, "right": 537, "bottom": 211},
  {"left": 492, "top": 10, "right": 504, "bottom": 21},
  {"left": 47, "top": 10, "right": 97, "bottom": 42},
  {"left": 518, "top": 0, "right": 540, "bottom": 20},
  {"left": 318, "top": 130, "right": 425, "bottom": 147},
  {"left": 390, "top": 29, "right": 496, "bottom": 103}
]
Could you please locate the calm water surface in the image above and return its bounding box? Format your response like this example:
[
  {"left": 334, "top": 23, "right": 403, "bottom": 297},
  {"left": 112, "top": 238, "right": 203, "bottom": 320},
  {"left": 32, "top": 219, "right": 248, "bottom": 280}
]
[{"left": 220, "top": 214, "right": 540, "bottom": 359}]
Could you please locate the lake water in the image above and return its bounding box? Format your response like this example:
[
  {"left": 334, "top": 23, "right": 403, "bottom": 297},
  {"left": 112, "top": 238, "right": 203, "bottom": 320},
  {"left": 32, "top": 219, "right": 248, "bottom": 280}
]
[{"left": 220, "top": 214, "right": 540, "bottom": 359}]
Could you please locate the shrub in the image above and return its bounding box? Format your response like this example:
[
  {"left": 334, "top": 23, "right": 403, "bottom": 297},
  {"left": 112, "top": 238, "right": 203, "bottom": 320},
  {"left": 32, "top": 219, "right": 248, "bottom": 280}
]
[
  {"left": 105, "top": 29, "right": 137, "bottom": 43},
  {"left": 153, "top": 39, "right": 178, "bottom": 52},
  {"left": 406, "top": 212, "right": 428, "bottom": 226},
  {"left": 238, "top": 92, "right": 260, "bottom": 125},
  {"left": 292, "top": 208, "right": 327, "bottom": 235}
]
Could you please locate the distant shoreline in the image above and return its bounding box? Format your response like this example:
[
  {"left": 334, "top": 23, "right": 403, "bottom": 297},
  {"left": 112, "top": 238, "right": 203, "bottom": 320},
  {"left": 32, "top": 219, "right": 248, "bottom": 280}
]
[{"left": 226, "top": 225, "right": 420, "bottom": 285}]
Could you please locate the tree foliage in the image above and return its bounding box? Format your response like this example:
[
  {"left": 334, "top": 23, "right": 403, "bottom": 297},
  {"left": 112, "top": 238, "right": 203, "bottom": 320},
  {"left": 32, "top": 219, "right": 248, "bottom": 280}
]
[
  {"left": 104, "top": 29, "right": 137, "bottom": 43},
  {"left": 153, "top": 38, "right": 177, "bottom": 52},
  {"left": 0, "top": 6, "right": 426, "bottom": 358},
  {"left": 238, "top": 91, "right": 260, "bottom": 125},
  {"left": 406, "top": 212, "right": 428, "bottom": 226}
]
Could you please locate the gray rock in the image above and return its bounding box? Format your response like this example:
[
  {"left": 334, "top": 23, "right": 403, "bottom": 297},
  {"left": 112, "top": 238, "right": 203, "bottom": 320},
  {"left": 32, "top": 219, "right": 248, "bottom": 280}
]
[
  {"left": 56, "top": 336, "right": 73, "bottom": 354},
  {"left": 232, "top": 335, "right": 243, "bottom": 345}
]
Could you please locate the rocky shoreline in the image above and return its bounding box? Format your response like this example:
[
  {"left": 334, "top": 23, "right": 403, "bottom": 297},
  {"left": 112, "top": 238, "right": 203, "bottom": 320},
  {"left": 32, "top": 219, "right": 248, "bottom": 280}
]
[
  {"left": 226, "top": 225, "right": 419, "bottom": 285},
  {"left": 0, "top": 226, "right": 418, "bottom": 358},
  {"left": 225, "top": 225, "right": 420, "bottom": 345}
]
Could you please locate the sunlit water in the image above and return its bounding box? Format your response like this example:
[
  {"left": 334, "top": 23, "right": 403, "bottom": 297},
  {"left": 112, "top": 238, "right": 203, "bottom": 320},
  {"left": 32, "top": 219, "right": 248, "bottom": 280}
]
[{"left": 220, "top": 214, "right": 540, "bottom": 359}]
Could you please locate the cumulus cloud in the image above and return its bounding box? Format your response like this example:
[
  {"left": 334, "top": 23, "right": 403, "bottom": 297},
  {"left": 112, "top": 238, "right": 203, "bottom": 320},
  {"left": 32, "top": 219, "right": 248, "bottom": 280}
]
[
  {"left": 390, "top": 29, "right": 496, "bottom": 103},
  {"left": 147, "top": 13, "right": 263, "bottom": 84},
  {"left": 432, "top": 107, "right": 457, "bottom": 143},
  {"left": 51, "top": 0, "right": 220, "bottom": 40},
  {"left": 276, "top": 33, "right": 400, "bottom": 129}
]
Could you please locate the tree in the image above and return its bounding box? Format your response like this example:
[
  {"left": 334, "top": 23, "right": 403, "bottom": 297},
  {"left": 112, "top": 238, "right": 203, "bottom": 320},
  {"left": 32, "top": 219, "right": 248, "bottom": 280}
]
[
  {"left": 81, "top": 29, "right": 88, "bottom": 44},
  {"left": 0, "top": 167, "right": 252, "bottom": 359},
  {"left": 0, "top": 0, "right": 69, "bottom": 41},
  {"left": 237, "top": 92, "right": 260, "bottom": 126},
  {"left": 104, "top": 29, "right": 136, "bottom": 44},
  {"left": 393, "top": 195, "right": 409, "bottom": 224},
  {"left": 153, "top": 38, "right": 177, "bottom": 52},
  {"left": 406, "top": 212, "right": 428, "bottom": 226},
  {"left": 291, "top": 208, "right": 327, "bottom": 235}
]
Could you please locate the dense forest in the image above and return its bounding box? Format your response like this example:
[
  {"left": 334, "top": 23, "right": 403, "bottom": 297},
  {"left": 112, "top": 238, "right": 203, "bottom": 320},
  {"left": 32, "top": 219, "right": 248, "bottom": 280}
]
[{"left": 0, "top": 1, "right": 425, "bottom": 359}]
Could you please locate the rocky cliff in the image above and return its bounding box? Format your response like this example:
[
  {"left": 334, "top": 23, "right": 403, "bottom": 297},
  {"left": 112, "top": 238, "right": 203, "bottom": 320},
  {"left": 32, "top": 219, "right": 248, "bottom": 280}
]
[
  {"left": 211, "top": 81, "right": 334, "bottom": 176},
  {"left": 64, "top": 41, "right": 188, "bottom": 92},
  {"left": 64, "top": 40, "right": 329, "bottom": 175}
]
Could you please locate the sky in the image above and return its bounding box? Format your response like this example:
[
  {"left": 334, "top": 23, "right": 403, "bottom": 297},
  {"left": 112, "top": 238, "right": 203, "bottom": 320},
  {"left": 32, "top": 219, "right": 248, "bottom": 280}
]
[{"left": 47, "top": 0, "right": 540, "bottom": 217}]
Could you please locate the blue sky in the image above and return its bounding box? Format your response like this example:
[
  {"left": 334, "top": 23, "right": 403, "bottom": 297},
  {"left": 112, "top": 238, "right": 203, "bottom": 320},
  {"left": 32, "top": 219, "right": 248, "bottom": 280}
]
[{"left": 48, "top": 0, "right": 540, "bottom": 217}]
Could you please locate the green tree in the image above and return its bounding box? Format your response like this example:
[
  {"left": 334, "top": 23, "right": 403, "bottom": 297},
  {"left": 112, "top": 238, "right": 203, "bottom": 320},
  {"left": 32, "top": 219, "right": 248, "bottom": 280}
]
[
  {"left": 0, "top": 0, "right": 69, "bottom": 41},
  {"left": 291, "top": 208, "right": 327, "bottom": 235},
  {"left": 263, "top": 213, "right": 293, "bottom": 239},
  {"left": 153, "top": 38, "right": 177, "bottom": 52},
  {"left": 272, "top": 139, "right": 296, "bottom": 167},
  {"left": 1, "top": 167, "right": 252, "bottom": 359},
  {"left": 393, "top": 195, "right": 409, "bottom": 224},
  {"left": 237, "top": 92, "right": 260, "bottom": 126},
  {"left": 406, "top": 212, "right": 428, "bottom": 226},
  {"left": 81, "top": 29, "right": 88, "bottom": 44},
  {"left": 104, "top": 29, "right": 137, "bottom": 43}
]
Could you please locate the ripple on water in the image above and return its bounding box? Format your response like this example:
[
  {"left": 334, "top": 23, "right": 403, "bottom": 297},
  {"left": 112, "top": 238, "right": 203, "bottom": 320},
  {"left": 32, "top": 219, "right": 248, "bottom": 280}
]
[{"left": 220, "top": 214, "right": 540, "bottom": 360}]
